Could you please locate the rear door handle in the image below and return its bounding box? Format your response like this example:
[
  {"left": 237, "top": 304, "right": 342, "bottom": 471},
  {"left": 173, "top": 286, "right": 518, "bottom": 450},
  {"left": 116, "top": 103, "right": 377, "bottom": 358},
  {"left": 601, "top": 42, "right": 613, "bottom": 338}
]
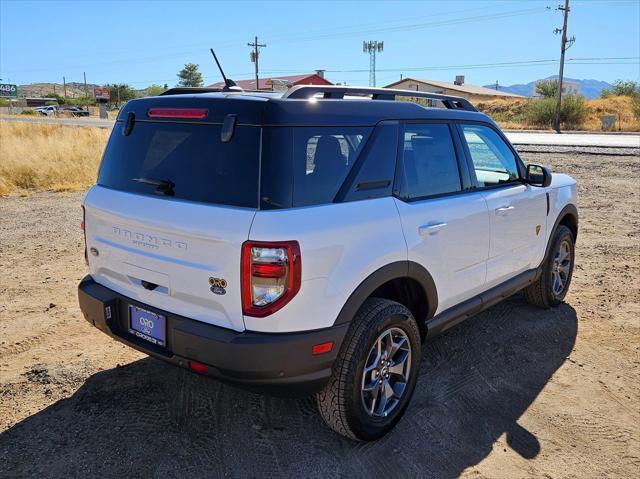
[
  {"left": 495, "top": 205, "right": 515, "bottom": 215},
  {"left": 419, "top": 222, "right": 447, "bottom": 236}
]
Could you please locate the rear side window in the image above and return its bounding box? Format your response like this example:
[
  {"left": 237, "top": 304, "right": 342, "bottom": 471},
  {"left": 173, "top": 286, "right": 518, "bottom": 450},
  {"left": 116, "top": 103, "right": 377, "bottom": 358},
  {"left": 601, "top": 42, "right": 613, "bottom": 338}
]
[
  {"left": 341, "top": 122, "right": 398, "bottom": 203},
  {"left": 395, "top": 123, "right": 461, "bottom": 200},
  {"left": 260, "top": 127, "right": 371, "bottom": 209},
  {"left": 460, "top": 124, "right": 520, "bottom": 187},
  {"left": 290, "top": 127, "right": 370, "bottom": 207},
  {"left": 98, "top": 121, "right": 260, "bottom": 208}
]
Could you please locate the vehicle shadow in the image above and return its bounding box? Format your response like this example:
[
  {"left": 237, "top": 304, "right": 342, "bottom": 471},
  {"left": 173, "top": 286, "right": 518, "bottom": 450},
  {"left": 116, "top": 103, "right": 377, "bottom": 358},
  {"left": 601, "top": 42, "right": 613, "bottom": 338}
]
[{"left": 0, "top": 295, "right": 577, "bottom": 478}]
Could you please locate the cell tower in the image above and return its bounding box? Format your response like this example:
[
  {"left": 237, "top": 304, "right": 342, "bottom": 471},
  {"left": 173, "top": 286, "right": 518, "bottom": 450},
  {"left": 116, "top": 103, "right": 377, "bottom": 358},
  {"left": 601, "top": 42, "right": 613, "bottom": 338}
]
[{"left": 362, "top": 41, "right": 384, "bottom": 87}]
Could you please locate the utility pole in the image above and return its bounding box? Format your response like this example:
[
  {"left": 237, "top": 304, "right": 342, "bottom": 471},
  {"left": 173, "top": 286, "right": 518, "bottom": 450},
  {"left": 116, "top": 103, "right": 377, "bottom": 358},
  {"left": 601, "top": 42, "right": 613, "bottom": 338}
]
[
  {"left": 83, "top": 72, "right": 88, "bottom": 111},
  {"left": 495, "top": 80, "right": 499, "bottom": 91},
  {"left": 248, "top": 36, "right": 266, "bottom": 90},
  {"left": 63, "top": 76, "right": 67, "bottom": 101},
  {"left": 553, "top": 0, "right": 574, "bottom": 133},
  {"left": 362, "top": 41, "right": 384, "bottom": 87}
]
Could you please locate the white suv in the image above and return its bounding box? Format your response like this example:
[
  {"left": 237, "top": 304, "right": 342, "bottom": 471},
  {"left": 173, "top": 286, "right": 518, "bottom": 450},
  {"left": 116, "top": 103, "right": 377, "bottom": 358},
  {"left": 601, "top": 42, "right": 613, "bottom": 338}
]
[{"left": 78, "top": 85, "right": 578, "bottom": 440}]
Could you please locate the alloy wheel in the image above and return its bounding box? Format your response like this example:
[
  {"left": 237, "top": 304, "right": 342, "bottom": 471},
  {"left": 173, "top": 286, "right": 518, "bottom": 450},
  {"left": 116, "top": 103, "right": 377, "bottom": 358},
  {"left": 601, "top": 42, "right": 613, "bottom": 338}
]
[
  {"left": 551, "top": 239, "right": 572, "bottom": 296},
  {"left": 360, "top": 327, "right": 412, "bottom": 418}
]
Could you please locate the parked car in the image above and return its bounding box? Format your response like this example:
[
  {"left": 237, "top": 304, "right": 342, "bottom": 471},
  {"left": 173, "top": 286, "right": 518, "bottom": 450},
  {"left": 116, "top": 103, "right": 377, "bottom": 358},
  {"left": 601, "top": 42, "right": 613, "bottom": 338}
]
[
  {"left": 78, "top": 85, "right": 578, "bottom": 440},
  {"left": 35, "top": 105, "right": 57, "bottom": 116},
  {"left": 60, "top": 106, "right": 90, "bottom": 117}
]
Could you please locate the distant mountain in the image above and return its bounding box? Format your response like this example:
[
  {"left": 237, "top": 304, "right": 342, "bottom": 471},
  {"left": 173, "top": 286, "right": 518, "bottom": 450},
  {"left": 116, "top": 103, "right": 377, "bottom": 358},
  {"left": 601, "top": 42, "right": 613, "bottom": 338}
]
[{"left": 484, "top": 76, "right": 613, "bottom": 99}]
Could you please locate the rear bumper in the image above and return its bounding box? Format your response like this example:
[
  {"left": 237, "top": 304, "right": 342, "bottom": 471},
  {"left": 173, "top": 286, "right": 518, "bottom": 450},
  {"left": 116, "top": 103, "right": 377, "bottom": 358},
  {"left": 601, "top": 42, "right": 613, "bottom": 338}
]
[{"left": 78, "top": 275, "right": 348, "bottom": 394}]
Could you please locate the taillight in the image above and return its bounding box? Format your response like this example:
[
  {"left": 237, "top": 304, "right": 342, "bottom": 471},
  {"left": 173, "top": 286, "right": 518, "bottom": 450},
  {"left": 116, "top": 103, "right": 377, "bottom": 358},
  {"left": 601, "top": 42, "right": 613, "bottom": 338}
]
[
  {"left": 241, "top": 241, "right": 301, "bottom": 317},
  {"left": 81, "top": 205, "right": 88, "bottom": 265},
  {"left": 147, "top": 108, "right": 208, "bottom": 119}
]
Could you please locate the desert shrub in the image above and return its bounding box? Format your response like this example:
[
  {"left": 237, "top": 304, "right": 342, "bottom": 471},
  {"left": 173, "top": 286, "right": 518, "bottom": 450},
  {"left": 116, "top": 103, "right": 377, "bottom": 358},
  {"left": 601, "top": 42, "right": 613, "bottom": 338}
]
[
  {"left": 20, "top": 109, "right": 36, "bottom": 115},
  {"left": 526, "top": 97, "right": 556, "bottom": 126},
  {"left": 0, "top": 98, "right": 10, "bottom": 107},
  {"left": 561, "top": 94, "right": 587, "bottom": 128},
  {"left": 475, "top": 99, "right": 531, "bottom": 124},
  {"left": 526, "top": 94, "right": 587, "bottom": 128},
  {"left": 631, "top": 95, "right": 640, "bottom": 120}
]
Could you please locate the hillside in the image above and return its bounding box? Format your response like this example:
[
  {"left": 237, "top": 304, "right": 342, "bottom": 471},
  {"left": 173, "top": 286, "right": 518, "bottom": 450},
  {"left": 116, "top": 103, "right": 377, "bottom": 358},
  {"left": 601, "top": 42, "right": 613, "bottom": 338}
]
[
  {"left": 484, "top": 76, "right": 613, "bottom": 99},
  {"left": 16, "top": 82, "right": 101, "bottom": 99}
]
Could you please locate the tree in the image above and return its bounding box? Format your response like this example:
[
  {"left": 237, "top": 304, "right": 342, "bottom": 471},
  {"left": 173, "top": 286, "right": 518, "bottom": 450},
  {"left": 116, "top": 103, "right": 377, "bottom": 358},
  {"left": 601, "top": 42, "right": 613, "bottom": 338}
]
[
  {"left": 105, "top": 83, "right": 137, "bottom": 107},
  {"left": 534, "top": 79, "right": 559, "bottom": 99},
  {"left": 177, "top": 63, "right": 204, "bottom": 87},
  {"left": 600, "top": 80, "right": 640, "bottom": 98},
  {"left": 144, "top": 84, "right": 166, "bottom": 96},
  {"left": 45, "top": 93, "right": 65, "bottom": 105}
]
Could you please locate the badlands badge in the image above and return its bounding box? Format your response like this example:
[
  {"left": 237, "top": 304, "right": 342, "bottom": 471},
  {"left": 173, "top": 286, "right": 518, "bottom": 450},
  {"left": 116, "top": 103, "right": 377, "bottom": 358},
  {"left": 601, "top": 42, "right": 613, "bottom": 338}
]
[{"left": 209, "top": 277, "right": 227, "bottom": 295}]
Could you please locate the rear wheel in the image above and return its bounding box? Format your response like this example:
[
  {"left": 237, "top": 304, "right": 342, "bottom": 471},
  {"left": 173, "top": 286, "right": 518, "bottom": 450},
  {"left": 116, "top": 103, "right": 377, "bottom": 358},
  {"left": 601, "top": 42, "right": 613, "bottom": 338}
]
[
  {"left": 316, "top": 298, "right": 421, "bottom": 441},
  {"left": 525, "top": 224, "right": 575, "bottom": 308}
]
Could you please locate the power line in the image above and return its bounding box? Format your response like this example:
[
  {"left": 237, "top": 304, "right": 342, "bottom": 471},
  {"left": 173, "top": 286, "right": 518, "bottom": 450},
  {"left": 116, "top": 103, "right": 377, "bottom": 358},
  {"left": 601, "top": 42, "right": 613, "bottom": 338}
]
[
  {"left": 318, "top": 57, "right": 639, "bottom": 74},
  {"left": 25, "top": 57, "right": 639, "bottom": 88}
]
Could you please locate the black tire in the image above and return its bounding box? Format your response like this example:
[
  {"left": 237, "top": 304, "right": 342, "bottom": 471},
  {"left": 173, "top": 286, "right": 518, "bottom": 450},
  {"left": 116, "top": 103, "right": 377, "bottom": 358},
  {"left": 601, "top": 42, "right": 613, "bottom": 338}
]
[
  {"left": 316, "top": 298, "right": 421, "bottom": 441},
  {"left": 525, "top": 224, "right": 575, "bottom": 309}
]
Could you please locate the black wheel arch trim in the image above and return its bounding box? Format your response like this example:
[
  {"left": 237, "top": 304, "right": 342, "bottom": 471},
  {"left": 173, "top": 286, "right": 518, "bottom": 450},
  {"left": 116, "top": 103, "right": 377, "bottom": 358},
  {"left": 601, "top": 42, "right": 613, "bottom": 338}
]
[
  {"left": 544, "top": 203, "right": 578, "bottom": 264},
  {"left": 332, "top": 261, "right": 438, "bottom": 326}
]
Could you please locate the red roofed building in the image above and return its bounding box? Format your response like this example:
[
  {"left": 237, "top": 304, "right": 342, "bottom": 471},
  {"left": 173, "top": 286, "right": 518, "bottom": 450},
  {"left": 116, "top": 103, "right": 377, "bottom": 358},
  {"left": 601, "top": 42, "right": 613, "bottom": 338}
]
[{"left": 208, "top": 71, "right": 332, "bottom": 91}]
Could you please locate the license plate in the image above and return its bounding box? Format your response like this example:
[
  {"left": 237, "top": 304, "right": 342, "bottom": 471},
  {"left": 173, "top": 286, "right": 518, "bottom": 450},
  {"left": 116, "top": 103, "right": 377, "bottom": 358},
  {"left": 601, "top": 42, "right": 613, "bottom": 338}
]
[{"left": 129, "top": 305, "right": 166, "bottom": 347}]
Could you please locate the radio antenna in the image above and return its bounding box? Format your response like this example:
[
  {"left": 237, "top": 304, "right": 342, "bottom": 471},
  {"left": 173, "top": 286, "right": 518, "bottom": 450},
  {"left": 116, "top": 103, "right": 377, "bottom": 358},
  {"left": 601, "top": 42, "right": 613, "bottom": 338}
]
[{"left": 210, "top": 48, "right": 241, "bottom": 92}]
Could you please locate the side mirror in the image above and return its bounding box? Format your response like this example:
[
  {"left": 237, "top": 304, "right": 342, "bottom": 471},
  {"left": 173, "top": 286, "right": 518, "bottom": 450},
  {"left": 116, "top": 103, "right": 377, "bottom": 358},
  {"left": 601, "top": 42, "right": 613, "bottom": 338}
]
[{"left": 526, "top": 164, "right": 552, "bottom": 187}]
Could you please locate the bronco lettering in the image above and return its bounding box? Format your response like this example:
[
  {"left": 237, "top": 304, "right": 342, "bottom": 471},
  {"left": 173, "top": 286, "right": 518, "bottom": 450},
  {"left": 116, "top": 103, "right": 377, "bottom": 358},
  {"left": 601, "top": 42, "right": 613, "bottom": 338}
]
[{"left": 113, "top": 226, "right": 187, "bottom": 250}]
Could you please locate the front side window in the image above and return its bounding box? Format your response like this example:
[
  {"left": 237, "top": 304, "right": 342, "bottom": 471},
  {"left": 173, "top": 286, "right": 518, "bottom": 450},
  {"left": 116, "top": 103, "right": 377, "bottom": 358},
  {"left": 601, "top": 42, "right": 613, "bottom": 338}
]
[
  {"left": 396, "top": 123, "right": 462, "bottom": 200},
  {"left": 460, "top": 124, "right": 520, "bottom": 187}
]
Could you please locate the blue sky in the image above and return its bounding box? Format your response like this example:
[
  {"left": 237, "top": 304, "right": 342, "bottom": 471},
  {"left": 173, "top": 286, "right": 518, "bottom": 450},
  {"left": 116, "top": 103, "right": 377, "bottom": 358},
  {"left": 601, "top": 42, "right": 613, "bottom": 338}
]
[{"left": 1, "top": 0, "right": 638, "bottom": 88}]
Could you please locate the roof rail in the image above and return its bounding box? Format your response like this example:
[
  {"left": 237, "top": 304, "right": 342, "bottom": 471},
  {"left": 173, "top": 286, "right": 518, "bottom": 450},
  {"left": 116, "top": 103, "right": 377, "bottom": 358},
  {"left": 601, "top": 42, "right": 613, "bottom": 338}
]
[
  {"left": 282, "top": 85, "right": 477, "bottom": 111},
  {"left": 160, "top": 87, "right": 224, "bottom": 96}
]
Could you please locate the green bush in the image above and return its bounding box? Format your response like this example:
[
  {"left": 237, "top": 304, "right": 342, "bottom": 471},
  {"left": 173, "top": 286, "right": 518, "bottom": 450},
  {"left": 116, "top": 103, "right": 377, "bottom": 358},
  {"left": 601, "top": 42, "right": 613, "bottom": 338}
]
[
  {"left": 561, "top": 94, "right": 587, "bottom": 128},
  {"left": 0, "top": 98, "right": 10, "bottom": 107},
  {"left": 526, "top": 94, "right": 587, "bottom": 128},
  {"left": 21, "top": 109, "right": 36, "bottom": 115},
  {"left": 526, "top": 97, "right": 556, "bottom": 126}
]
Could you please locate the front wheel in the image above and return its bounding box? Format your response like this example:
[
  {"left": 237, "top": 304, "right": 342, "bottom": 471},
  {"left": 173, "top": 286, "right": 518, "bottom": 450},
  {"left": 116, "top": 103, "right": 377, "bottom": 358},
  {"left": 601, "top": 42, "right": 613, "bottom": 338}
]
[
  {"left": 316, "top": 298, "right": 421, "bottom": 441},
  {"left": 525, "top": 224, "right": 575, "bottom": 308}
]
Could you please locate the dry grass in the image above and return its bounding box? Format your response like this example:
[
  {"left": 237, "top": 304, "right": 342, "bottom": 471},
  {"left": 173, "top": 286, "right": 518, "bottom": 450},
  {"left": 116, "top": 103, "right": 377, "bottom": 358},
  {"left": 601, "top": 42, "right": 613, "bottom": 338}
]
[
  {"left": 0, "top": 122, "right": 109, "bottom": 196},
  {"left": 477, "top": 95, "right": 640, "bottom": 131}
]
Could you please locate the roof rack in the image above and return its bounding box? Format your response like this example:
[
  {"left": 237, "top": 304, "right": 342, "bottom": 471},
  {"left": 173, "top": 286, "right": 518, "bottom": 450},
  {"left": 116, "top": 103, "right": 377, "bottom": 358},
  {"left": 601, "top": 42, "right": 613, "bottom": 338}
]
[{"left": 282, "top": 85, "right": 477, "bottom": 112}]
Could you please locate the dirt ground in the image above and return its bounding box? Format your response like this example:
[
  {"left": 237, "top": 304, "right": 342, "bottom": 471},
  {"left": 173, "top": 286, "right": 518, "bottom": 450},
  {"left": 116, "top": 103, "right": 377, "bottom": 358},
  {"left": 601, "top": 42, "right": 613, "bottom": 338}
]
[{"left": 0, "top": 149, "right": 638, "bottom": 478}]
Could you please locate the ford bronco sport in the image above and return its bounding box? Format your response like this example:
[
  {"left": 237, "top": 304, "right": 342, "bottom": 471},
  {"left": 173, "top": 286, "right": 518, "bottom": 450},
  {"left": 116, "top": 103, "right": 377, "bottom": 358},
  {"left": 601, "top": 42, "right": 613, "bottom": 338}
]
[{"left": 78, "top": 85, "right": 578, "bottom": 440}]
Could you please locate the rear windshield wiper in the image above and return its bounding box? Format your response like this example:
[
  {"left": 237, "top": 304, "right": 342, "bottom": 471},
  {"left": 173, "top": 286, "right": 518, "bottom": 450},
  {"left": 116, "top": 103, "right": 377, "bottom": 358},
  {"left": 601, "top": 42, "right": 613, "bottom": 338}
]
[{"left": 132, "top": 177, "right": 175, "bottom": 196}]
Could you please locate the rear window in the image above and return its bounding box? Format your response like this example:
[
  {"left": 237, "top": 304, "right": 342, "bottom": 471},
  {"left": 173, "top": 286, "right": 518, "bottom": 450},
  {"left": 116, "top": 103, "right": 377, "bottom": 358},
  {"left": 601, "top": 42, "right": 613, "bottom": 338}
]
[{"left": 98, "top": 121, "right": 260, "bottom": 208}]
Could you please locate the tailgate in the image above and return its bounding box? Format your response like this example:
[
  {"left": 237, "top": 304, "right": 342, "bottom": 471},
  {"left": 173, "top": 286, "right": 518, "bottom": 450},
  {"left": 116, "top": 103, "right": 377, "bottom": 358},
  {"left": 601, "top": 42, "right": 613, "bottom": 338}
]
[{"left": 84, "top": 185, "right": 255, "bottom": 332}]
